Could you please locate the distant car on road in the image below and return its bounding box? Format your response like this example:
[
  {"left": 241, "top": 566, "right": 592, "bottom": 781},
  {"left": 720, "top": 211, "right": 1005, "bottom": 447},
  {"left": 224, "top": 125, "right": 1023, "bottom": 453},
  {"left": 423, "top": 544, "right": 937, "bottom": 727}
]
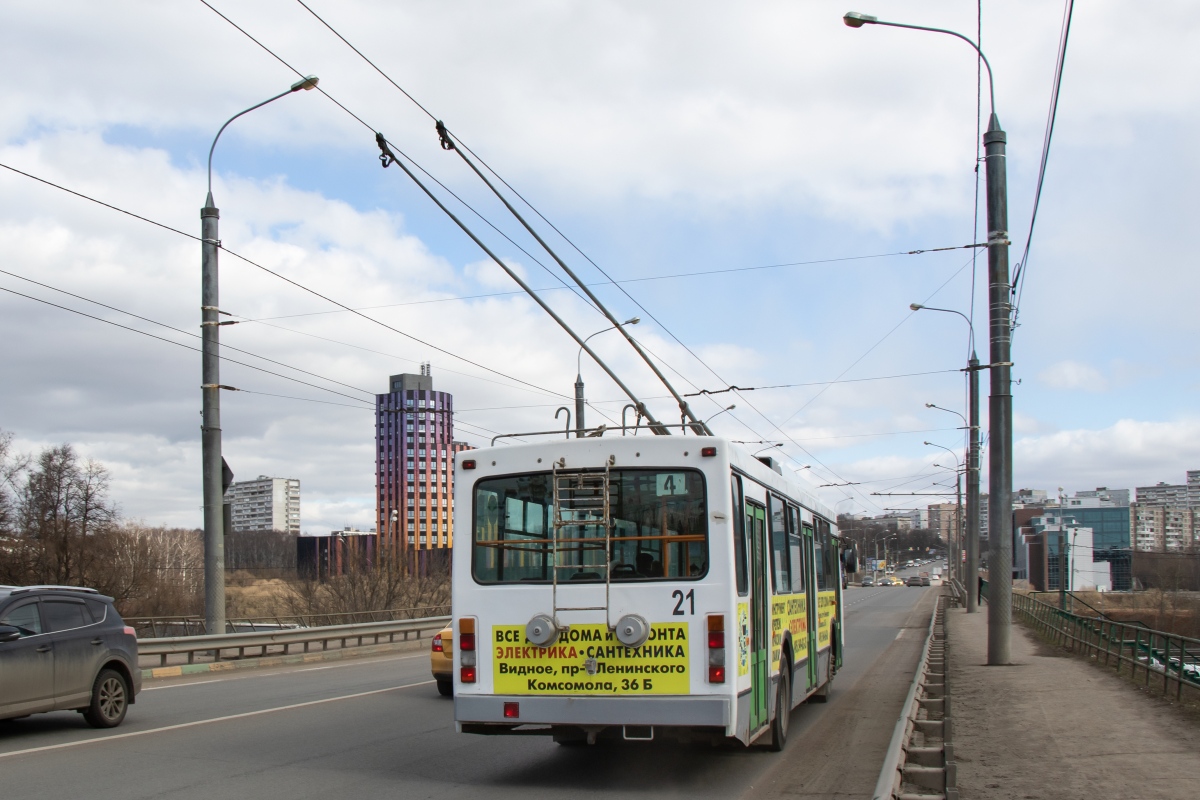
[
  {"left": 905, "top": 575, "right": 924, "bottom": 587},
  {"left": 919, "top": 573, "right": 932, "bottom": 586},
  {"left": 0, "top": 585, "right": 141, "bottom": 727},
  {"left": 861, "top": 577, "right": 875, "bottom": 587},
  {"left": 430, "top": 624, "right": 453, "bottom": 696},
  {"left": 883, "top": 576, "right": 904, "bottom": 586}
]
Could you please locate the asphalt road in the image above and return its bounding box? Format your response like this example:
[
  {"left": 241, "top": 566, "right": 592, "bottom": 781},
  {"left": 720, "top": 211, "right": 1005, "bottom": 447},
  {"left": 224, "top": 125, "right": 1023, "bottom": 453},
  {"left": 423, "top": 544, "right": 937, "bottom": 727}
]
[{"left": 0, "top": 582, "right": 935, "bottom": 800}]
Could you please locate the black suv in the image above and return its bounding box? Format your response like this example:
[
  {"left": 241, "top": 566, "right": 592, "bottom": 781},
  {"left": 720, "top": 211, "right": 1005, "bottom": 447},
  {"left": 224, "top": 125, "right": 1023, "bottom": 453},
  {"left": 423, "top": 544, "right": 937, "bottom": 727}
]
[{"left": 0, "top": 586, "right": 141, "bottom": 728}]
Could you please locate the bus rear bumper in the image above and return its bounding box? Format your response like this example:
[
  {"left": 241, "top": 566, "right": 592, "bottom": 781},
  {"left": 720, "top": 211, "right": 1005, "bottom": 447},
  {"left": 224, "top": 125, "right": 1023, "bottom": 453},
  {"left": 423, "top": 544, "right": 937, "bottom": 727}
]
[{"left": 455, "top": 694, "right": 730, "bottom": 731}]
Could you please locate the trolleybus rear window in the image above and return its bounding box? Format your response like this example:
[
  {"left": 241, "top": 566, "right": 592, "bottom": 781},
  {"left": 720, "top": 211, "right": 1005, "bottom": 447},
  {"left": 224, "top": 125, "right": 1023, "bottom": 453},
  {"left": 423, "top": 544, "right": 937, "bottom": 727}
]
[{"left": 472, "top": 469, "right": 708, "bottom": 584}]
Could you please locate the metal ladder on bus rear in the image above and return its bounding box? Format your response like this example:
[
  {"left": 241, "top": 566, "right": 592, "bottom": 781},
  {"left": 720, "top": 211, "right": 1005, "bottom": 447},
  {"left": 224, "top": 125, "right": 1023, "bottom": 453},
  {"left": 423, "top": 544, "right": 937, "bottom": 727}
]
[{"left": 551, "top": 457, "right": 616, "bottom": 628}]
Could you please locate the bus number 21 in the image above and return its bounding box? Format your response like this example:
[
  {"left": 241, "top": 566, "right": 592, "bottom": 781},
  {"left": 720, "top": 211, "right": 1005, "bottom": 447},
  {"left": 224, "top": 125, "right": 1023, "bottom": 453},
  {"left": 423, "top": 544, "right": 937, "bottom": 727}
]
[{"left": 672, "top": 589, "right": 695, "bottom": 616}]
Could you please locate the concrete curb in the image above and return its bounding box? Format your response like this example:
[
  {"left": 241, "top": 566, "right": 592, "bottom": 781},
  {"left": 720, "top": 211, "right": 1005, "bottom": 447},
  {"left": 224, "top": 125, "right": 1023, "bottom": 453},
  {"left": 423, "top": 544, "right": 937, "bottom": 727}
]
[{"left": 141, "top": 638, "right": 427, "bottom": 681}]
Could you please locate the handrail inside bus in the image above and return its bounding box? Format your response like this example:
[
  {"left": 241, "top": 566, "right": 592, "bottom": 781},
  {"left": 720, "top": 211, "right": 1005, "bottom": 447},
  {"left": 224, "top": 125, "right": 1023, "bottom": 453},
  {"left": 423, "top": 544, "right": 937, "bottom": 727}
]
[{"left": 490, "top": 422, "right": 707, "bottom": 446}]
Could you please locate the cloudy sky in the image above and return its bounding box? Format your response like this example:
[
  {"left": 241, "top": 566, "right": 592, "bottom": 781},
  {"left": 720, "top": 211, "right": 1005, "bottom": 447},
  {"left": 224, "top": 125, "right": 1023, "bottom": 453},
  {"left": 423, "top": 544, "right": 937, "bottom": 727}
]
[{"left": 2, "top": 1, "right": 1197, "bottom": 531}]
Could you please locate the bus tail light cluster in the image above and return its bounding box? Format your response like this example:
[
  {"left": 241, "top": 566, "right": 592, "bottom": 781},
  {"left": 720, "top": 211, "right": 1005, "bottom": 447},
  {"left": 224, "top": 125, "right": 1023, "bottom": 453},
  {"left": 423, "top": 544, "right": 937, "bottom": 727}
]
[
  {"left": 459, "top": 617, "right": 477, "bottom": 683},
  {"left": 707, "top": 614, "right": 725, "bottom": 683}
]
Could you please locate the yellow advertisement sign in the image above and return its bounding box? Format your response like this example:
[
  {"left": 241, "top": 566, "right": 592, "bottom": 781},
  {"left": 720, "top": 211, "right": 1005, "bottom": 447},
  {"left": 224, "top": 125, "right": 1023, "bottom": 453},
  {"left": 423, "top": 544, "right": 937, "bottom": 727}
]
[
  {"left": 817, "top": 591, "right": 836, "bottom": 648},
  {"left": 770, "top": 595, "right": 809, "bottom": 671},
  {"left": 491, "top": 623, "right": 690, "bottom": 695}
]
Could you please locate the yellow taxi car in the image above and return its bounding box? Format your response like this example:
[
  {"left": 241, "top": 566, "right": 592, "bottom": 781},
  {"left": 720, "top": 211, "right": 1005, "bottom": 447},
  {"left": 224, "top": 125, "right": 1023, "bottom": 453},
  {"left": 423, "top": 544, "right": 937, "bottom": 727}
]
[
  {"left": 430, "top": 625, "right": 453, "bottom": 696},
  {"left": 883, "top": 576, "right": 905, "bottom": 586}
]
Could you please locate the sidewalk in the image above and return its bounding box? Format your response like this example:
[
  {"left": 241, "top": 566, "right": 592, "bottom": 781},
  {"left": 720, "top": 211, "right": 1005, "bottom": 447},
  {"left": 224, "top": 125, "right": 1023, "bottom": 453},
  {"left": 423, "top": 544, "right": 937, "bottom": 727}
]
[{"left": 948, "top": 606, "right": 1200, "bottom": 800}]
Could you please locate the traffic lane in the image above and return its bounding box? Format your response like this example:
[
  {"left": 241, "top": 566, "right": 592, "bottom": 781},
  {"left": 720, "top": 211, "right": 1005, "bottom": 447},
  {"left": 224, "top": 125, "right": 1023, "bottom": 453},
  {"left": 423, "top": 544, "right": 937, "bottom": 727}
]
[
  {"left": 0, "top": 649, "right": 432, "bottom": 756},
  {"left": 2, "top": 588, "right": 930, "bottom": 800},
  {"left": 745, "top": 587, "right": 938, "bottom": 799}
]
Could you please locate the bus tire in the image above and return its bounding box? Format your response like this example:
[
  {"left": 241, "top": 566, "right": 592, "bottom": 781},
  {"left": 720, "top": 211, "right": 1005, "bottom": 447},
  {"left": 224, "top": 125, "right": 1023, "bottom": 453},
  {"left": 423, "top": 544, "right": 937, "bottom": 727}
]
[{"left": 767, "top": 666, "right": 790, "bottom": 752}]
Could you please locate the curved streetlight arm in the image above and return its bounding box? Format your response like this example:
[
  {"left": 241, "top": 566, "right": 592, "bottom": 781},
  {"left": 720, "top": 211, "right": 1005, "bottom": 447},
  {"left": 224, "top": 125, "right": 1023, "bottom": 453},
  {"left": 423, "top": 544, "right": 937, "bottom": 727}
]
[
  {"left": 844, "top": 14, "right": 995, "bottom": 118},
  {"left": 925, "top": 402, "right": 968, "bottom": 428},
  {"left": 578, "top": 318, "right": 638, "bottom": 376},
  {"left": 924, "top": 440, "right": 962, "bottom": 470},
  {"left": 910, "top": 303, "right": 977, "bottom": 355},
  {"left": 207, "top": 76, "right": 319, "bottom": 199}
]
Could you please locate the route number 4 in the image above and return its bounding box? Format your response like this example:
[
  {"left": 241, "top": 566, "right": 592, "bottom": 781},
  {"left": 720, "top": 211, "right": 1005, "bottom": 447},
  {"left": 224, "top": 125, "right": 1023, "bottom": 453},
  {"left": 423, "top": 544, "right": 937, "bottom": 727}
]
[{"left": 672, "top": 589, "right": 695, "bottom": 616}]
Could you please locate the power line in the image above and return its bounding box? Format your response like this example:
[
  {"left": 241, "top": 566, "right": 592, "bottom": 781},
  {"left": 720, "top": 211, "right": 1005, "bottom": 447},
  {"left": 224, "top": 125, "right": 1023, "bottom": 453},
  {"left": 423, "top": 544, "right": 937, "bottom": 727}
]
[
  {"left": 1011, "top": 0, "right": 1075, "bottom": 321},
  {"left": 0, "top": 284, "right": 373, "bottom": 405},
  {"left": 0, "top": 159, "right": 567, "bottom": 401},
  {"left": 684, "top": 369, "right": 961, "bottom": 396},
  {"left": 0, "top": 267, "right": 377, "bottom": 401}
]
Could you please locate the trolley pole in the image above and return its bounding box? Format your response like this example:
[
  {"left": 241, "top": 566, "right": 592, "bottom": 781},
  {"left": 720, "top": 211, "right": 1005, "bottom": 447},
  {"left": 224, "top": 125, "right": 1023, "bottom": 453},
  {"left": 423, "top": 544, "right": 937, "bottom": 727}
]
[{"left": 984, "top": 112, "right": 1013, "bottom": 666}]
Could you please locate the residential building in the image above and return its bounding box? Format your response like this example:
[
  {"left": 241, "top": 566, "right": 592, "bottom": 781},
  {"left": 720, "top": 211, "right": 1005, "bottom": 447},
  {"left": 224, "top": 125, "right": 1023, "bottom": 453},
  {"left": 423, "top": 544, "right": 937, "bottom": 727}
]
[
  {"left": 927, "top": 503, "right": 958, "bottom": 540},
  {"left": 225, "top": 476, "right": 301, "bottom": 533},
  {"left": 978, "top": 493, "right": 989, "bottom": 542},
  {"left": 375, "top": 365, "right": 472, "bottom": 556},
  {"left": 1014, "top": 488, "right": 1049, "bottom": 507},
  {"left": 1136, "top": 470, "right": 1200, "bottom": 507},
  {"left": 1131, "top": 504, "right": 1200, "bottom": 552}
]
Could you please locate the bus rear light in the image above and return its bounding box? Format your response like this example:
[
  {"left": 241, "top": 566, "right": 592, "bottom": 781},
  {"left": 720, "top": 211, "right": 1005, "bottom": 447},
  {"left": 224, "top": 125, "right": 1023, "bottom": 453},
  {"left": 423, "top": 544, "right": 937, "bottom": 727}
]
[
  {"left": 461, "top": 666, "right": 477, "bottom": 683},
  {"left": 701, "top": 447, "right": 717, "bottom": 457},
  {"left": 462, "top": 459, "right": 476, "bottom": 470},
  {"left": 707, "top": 614, "right": 725, "bottom": 683},
  {"left": 460, "top": 633, "right": 476, "bottom": 651},
  {"left": 503, "top": 702, "right": 519, "bottom": 719},
  {"left": 431, "top": 634, "right": 444, "bottom": 653}
]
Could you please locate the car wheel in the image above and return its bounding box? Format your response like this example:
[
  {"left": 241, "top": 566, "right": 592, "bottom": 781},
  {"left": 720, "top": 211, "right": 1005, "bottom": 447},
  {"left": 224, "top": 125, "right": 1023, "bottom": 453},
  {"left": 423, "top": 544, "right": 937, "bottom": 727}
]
[
  {"left": 82, "top": 668, "right": 129, "bottom": 728},
  {"left": 436, "top": 678, "right": 453, "bottom": 697},
  {"left": 767, "top": 666, "right": 790, "bottom": 752}
]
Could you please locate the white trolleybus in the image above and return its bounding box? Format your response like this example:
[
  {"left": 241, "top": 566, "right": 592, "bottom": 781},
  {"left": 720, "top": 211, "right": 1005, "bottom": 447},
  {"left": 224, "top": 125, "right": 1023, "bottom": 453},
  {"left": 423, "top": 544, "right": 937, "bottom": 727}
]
[{"left": 450, "top": 434, "right": 855, "bottom": 748}]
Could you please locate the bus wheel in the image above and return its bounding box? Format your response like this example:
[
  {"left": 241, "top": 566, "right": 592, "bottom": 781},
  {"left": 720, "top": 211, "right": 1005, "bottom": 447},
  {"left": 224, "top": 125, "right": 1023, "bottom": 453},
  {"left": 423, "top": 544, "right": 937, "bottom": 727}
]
[{"left": 767, "top": 667, "right": 790, "bottom": 752}]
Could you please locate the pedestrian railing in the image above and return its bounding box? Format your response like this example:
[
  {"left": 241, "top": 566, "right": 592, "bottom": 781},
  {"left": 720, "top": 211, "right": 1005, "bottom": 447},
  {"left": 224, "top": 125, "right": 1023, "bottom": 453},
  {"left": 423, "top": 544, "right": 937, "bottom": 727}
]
[
  {"left": 138, "top": 614, "right": 451, "bottom": 667},
  {"left": 874, "top": 591, "right": 957, "bottom": 800},
  {"left": 127, "top": 605, "right": 451, "bottom": 638},
  {"left": 1012, "top": 592, "right": 1200, "bottom": 701}
]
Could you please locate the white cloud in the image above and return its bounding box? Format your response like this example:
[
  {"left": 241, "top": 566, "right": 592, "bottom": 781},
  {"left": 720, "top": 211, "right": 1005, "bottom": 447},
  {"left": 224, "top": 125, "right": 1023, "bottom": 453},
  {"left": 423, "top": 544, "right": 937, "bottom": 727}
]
[{"left": 1038, "top": 360, "right": 1108, "bottom": 391}]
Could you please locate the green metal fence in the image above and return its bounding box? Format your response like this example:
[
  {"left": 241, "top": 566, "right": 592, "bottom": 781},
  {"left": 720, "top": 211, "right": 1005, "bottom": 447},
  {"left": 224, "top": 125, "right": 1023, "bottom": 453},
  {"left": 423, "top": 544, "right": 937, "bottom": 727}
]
[{"left": 1012, "top": 592, "right": 1200, "bottom": 701}]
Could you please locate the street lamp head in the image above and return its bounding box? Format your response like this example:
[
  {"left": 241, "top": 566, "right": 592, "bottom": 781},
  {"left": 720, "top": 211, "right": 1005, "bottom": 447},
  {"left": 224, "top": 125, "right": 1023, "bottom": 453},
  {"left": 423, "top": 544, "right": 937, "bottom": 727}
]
[
  {"left": 910, "top": 303, "right": 924, "bottom": 311},
  {"left": 843, "top": 11, "right": 878, "bottom": 27},
  {"left": 925, "top": 402, "right": 934, "bottom": 408},
  {"left": 291, "top": 75, "right": 320, "bottom": 92},
  {"left": 624, "top": 316, "right": 640, "bottom": 326}
]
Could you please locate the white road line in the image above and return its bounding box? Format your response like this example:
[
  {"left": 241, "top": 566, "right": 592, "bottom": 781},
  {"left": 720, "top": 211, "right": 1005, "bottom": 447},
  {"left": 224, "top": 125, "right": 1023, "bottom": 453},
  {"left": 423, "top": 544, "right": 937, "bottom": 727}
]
[
  {"left": 142, "top": 680, "right": 220, "bottom": 691},
  {"left": 0, "top": 679, "right": 435, "bottom": 760}
]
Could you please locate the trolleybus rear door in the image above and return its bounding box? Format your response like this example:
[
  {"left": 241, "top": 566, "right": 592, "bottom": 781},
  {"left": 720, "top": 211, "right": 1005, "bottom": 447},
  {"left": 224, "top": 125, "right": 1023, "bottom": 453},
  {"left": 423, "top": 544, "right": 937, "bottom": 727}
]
[
  {"left": 746, "top": 501, "right": 769, "bottom": 731},
  {"left": 803, "top": 522, "right": 819, "bottom": 691}
]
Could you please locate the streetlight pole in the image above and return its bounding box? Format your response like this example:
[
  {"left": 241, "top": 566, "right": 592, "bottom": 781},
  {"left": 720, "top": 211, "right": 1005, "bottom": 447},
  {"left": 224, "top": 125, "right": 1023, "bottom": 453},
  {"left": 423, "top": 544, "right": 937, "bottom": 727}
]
[
  {"left": 927, "top": 442, "right": 964, "bottom": 588},
  {"left": 846, "top": 11, "right": 1011, "bottom": 664},
  {"left": 576, "top": 317, "right": 639, "bottom": 438},
  {"left": 201, "top": 75, "right": 319, "bottom": 636}
]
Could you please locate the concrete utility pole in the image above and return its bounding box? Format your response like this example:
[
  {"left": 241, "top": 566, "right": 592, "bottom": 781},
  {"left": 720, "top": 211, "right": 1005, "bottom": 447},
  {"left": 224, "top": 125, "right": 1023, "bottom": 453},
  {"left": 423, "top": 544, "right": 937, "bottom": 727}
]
[
  {"left": 201, "top": 76, "right": 318, "bottom": 636},
  {"left": 844, "top": 10, "right": 1012, "bottom": 663},
  {"left": 967, "top": 354, "right": 981, "bottom": 613}
]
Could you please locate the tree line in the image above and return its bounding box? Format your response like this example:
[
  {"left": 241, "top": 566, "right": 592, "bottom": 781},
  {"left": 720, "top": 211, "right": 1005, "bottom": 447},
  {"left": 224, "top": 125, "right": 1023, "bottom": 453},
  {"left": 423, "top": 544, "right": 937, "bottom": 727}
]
[{"left": 0, "top": 428, "right": 446, "bottom": 618}]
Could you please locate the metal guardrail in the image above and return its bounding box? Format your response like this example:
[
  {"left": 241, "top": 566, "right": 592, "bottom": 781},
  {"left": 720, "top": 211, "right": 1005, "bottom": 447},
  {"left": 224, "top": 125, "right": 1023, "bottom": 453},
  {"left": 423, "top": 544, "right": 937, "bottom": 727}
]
[
  {"left": 874, "top": 591, "right": 956, "bottom": 800},
  {"left": 139, "top": 615, "right": 451, "bottom": 667},
  {"left": 1012, "top": 592, "right": 1200, "bottom": 701},
  {"left": 127, "top": 605, "right": 451, "bottom": 638}
]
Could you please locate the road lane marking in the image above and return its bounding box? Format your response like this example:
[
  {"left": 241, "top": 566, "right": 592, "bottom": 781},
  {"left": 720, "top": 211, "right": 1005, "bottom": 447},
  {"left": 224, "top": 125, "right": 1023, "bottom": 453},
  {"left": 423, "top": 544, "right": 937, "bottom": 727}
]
[
  {"left": 0, "top": 679, "right": 435, "bottom": 760},
  {"left": 143, "top": 680, "right": 221, "bottom": 691}
]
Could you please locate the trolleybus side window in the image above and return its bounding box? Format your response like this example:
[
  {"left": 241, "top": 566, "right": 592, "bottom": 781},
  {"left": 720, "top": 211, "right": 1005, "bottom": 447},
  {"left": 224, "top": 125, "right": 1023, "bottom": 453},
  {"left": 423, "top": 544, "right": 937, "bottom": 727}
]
[
  {"left": 733, "top": 476, "right": 748, "bottom": 596},
  {"left": 812, "top": 523, "right": 829, "bottom": 590},
  {"left": 768, "top": 494, "right": 792, "bottom": 594},
  {"left": 472, "top": 469, "right": 708, "bottom": 584},
  {"left": 787, "top": 505, "right": 805, "bottom": 593},
  {"left": 817, "top": 518, "right": 837, "bottom": 589}
]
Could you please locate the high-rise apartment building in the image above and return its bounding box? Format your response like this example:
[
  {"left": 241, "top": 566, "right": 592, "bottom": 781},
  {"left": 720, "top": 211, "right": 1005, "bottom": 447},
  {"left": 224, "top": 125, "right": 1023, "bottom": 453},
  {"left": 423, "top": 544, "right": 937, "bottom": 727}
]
[
  {"left": 376, "top": 366, "right": 471, "bottom": 554},
  {"left": 225, "top": 476, "right": 301, "bottom": 533},
  {"left": 1136, "top": 470, "right": 1200, "bottom": 507}
]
